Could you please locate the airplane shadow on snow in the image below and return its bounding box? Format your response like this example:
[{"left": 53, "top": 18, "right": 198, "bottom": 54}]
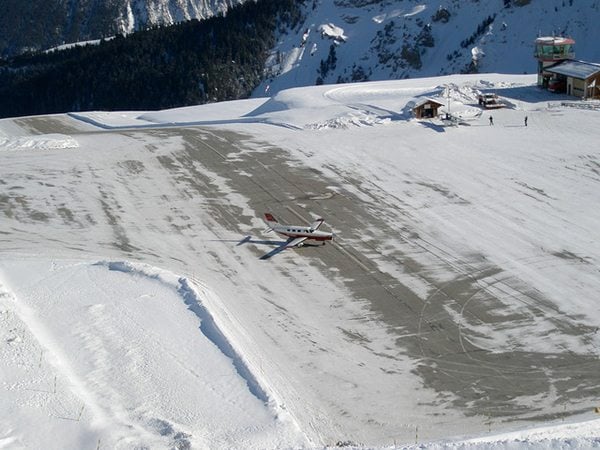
[
  {"left": 211, "top": 236, "right": 323, "bottom": 260},
  {"left": 239, "top": 236, "right": 324, "bottom": 260}
]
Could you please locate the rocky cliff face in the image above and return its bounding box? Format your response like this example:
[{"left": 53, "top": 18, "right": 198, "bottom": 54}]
[{"left": 0, "top": 0, "right": 245, "bottom": 57}]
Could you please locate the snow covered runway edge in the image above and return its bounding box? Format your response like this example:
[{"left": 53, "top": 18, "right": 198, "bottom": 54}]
[{"left": 0, "top": 259, "right": 305, "bottom": 449}]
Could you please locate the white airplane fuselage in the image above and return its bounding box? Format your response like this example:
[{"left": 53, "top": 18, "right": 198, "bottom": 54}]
[
  {"left": 264, "top": 212, "right": 333, "bottom": 246},
  {"left": 271, "top": 224, "right": 333, "bottom": 242}
]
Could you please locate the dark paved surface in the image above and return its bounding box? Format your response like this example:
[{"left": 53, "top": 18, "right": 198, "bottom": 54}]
[{"left": 4, "top": 115, "right": 599, "bottom": 443}]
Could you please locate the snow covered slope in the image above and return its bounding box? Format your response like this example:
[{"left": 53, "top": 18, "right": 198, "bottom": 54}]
[
  {"left": 1, "top": 74, "right": 600, "bottom": 449},
  {"left": 0, "top": 260, "right": 303, "bottom": 449},
  {"left": 254, "top": 0, "right": 600, "bottom": 96}
]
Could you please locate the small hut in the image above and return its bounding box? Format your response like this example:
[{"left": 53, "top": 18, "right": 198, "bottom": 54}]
[{"left": 412, "top": 98, "right": 444, "bottom": 119}]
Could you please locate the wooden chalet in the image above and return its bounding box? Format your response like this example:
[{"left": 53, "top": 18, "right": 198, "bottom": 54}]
[{"left": 411, "top": 98, "right": 444, "bottom": 119}]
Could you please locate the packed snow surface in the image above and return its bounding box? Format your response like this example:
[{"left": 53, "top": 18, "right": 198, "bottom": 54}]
[{"left": 1, "top": 74, "right": 600, "bottom": 449}]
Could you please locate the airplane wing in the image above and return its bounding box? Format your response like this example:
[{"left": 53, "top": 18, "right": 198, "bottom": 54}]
[
  {"left": 309, "top": 218, "right": 324, "bottom": 231},
  {"left": 260, "top": 244, "right": 288, "bottom": 260},
  {"left": 260, "top": 236, "right": 307, "bottom": 260},
  {"left": 285, "top": 236, "right": 308, "bottom": 248}
]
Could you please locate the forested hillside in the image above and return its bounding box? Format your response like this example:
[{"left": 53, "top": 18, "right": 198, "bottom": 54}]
[
  {"left": 0, "top": 0, "right": 247, "bottom": 58},
  {"left": 0, "top": 0, "right": 304, "bottom": 118}
]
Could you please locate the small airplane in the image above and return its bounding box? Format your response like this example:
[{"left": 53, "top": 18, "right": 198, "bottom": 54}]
[{"left": 258, "top": 212, "right": 334, "bottom": 259}]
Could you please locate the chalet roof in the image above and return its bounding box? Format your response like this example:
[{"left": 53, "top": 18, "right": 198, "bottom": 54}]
[
  {"left": 411, "top": 98, "right": 444, "bottom": 108},
  {"left": 545, "top": 60, "right": 600, "bottom": 80}
]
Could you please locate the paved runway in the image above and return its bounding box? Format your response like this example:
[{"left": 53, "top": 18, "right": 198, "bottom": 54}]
[
  {"left": 160, "top": 125, "right": 600, "bottom": 421},
  {"left": 5, "top": 116, "right": 600, "bottom": 443}
]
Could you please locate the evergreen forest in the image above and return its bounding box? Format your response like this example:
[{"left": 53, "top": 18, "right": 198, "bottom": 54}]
[{"left": 0, "top": 0, "right": 305, "bottom": 118}]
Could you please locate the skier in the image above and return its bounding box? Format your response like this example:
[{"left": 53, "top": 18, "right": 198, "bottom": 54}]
[
  {"left": 489, "top": 115, "right": 494, "bottom": 126},
  {"left": 524, "top": 115, "right": 528, "bottom": 127}
]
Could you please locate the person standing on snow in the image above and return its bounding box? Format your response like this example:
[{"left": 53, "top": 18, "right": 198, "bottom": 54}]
[
  {"left": 489, "top": 115, "right": 494, "bottom": 126},
  {"left": 524, "top": 115, "right": 528, "bottom": 127}
]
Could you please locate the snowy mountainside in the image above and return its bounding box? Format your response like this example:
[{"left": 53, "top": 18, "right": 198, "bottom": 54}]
[
  {"left": 0, "top": 0, "right": 246, "bottom": 57},
  {"left": 118, "top": 0, "right": 245, "bottom": 32},
  {"left": 254, "top": 0, "right": 600, "bottom": 96}
]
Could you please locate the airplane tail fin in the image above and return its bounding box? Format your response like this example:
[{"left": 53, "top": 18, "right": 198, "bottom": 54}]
[
  {"left": 263, "top": 213, "right": 278, "bottom": 232},
  {"left": 309, "top": 218, "right": 324, "bottom": 231}
]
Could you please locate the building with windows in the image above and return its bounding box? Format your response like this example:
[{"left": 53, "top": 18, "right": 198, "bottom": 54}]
[
  {"left": 534, "top": 36, "right": 600, "bottom": 99},
  {"left": 534, "top": 36, "right": 575, "bottom": 88},
  {"left": 543, "top": 60, "right": 600, "bottom": 99}
]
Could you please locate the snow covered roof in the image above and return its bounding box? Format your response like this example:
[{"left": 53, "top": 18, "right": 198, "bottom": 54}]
[
  {"left": 410, "top": 97, "right": 445, "bottom": 108},
  {"left": 545, "top": 60, "right": 600, "bottom": 80},
  {"left": 535, "top": 36, "right": 575, "bottom": 46}
]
